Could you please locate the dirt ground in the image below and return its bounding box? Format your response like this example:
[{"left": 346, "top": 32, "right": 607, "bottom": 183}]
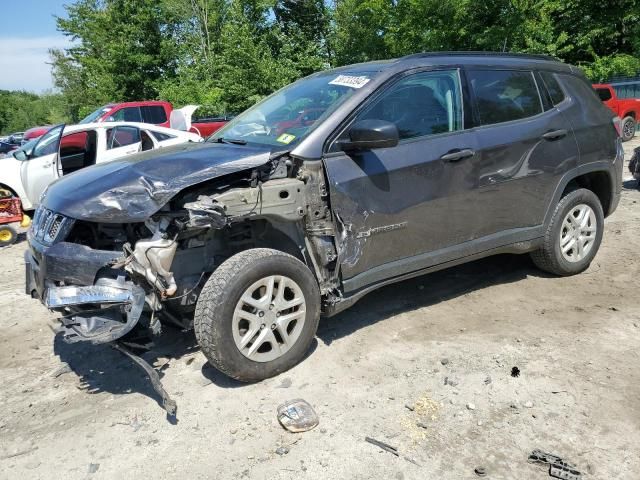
[{"left": 1, "top": 138, "right": 639, "bottom": 480}]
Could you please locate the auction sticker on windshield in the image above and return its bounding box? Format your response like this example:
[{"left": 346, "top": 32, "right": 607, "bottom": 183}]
[
  {"left": 276, "top": 133, "right": 296, "bottom": 144},
  {"left": 329, "top": 75, "right": 370, "bottom": 89}
]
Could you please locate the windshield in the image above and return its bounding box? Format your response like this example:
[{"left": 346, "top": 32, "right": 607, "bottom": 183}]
[
  {"left": 209, "top": 71, "right": 375, "bottom": 147},
  {"left": 79, "top": 105, "right": 113, "bottom": 124}
]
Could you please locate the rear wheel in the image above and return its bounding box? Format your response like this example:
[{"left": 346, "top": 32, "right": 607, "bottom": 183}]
[
  {"left": 0, "top": 225, "right": 17, "bottom": 247},
  {"left": 621, "top": 116, "right": 636, "bottom": 142},
  {"left": 194, "top": 248, "right": 320, "bottom": 382},
  {"left": 530, "top": 188, "right": 604, "bottom": 276}
]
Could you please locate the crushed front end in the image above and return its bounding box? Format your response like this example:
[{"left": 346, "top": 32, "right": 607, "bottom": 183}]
[
  {"left": 26, "top": 207, "right": 160, "bottom": 344},
  {"left": 25, "top": 207, "right": 184, "bottom": 415}
]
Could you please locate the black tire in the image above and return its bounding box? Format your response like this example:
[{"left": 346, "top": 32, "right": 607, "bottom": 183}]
[
  {"left": 194, "top": 248, "right": 320, "bottom": 382},
  {"left": 621, "top": 116, "right": 636, "bottom": 142},
  {"left": 0, "top": 225, "right": 17, "bottom": 247},
  {"left": 530, "top": 188, "right": 604, "bottom": 276}
]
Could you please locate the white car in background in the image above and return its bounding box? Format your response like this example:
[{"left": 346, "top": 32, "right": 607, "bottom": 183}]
[{"left": 0, "top": 122, "right": 202, "bottom": 211}]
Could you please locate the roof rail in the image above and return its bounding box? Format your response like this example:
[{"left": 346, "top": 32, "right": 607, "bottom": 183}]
[{"left": 400, "top": 51, "right": 559, "bottom": 62}]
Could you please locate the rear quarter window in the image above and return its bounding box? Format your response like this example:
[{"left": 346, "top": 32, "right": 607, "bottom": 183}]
[
  {"left": 152, "top": 131, "right": 176, "bottom": 142},
  {"left": 540, "top": 72, "right": 567, "bottom": 106},
  {"left": 468, "top": 69, "right": 543, "bottom": 126},
  {"left": 595, "top": 87, "right": 613, "bottom": 102}
]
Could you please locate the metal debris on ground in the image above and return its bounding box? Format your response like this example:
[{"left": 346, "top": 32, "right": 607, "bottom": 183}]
[
  {"left": 50, "top": 363, "right": 72, "bottom": 378},
  {"left": 365, "top": 437, "right": 399, "bottom": 456},
  {"left": 112, "top": 343, "right": 177, "bottom": 417},
  {"left": 474, "top": 466, "right": 487, "bottom": 477},
  {"left": 275, "top": 446, "right": 289, "bottom": 456},
  {"left": 528, "top": 449, "right": 582, "bottom": 480},
  {"left": 277, "top": 399, "right": 319, "bottom": 433}
]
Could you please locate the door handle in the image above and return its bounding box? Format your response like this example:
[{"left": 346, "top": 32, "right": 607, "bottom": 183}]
[
  {"left": 542, "top": 129, "right": 568, "bottom": 140},
  {"left": 42, "top": 162, "right": 53, "bottom": 168},
  {"left": 441, "top": 149, "right": 475, "bottom": 162}
]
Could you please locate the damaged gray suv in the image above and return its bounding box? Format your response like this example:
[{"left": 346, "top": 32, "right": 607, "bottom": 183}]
[{"left": 26, "top": 53, "right": 623, "bottom": 405}]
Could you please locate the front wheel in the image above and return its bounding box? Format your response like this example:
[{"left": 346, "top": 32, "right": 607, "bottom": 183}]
[
  {"left": 530, "top": 188, "right": 604, "bottom": 276},
  {"left": 621, "top": 116, "right": 636, "bottom": 142},
  {"left": 194, "top": 248, "right": 320, "bottom": 382}
]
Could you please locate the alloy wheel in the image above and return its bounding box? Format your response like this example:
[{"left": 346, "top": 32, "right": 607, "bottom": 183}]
[
  {"left": 232, "top": 275, "right": 306, "bottom": 362},
  {"left": 559, "top": 203, "right": 597, "bottom": 262},
  {"left": 623, "top": 119, "right": 635, "bottom": 139}
]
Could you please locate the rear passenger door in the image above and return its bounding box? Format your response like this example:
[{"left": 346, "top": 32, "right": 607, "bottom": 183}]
[
  {"left": 466, "top": 68, "right": 579, "bottom": 237},
  {"left": 103, "top": 126, "right": 141, "bottom": 161}
]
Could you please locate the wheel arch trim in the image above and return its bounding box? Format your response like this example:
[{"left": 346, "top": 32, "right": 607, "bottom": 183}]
[{"left": 544, "top": 161, "right": 616, "bottom": 226}]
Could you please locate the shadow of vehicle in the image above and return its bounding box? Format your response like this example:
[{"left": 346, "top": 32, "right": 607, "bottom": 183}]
[
  {"left": 53, "top": 324, "right": 199, "bottom": 418},
  {"left": 53, "top": 253, "right": 545, "bottom": 414},
  {"left": 317, "top": 253, "right": 550, "bottom": 345}
]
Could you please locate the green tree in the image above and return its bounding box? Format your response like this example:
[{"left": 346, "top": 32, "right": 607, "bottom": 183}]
[{"left": 52, "top": 0, "right": 180, "bottom": 119}]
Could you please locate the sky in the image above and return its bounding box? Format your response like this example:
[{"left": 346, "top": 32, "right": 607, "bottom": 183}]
[{"left": 0, "top": 0, "right": 71, "bottom": 93}]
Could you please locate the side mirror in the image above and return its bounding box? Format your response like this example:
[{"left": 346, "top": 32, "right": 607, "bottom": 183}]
[
  {"left": 12, "top": 150, "right": 27, "bottom": 161},
  {"left": 341, "top": 119, "right": 399, "bottom": 151}
]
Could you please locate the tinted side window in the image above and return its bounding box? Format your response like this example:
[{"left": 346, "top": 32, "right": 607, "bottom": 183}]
[
  {"left": 595, "top": 87, "right": 612, "bottom": 102},
  {"left": 355, "top": 70, "right": 463, "bottom": 140},
  {"left": 469, "top": 70, "right": 543, "bottom": 125},
  {"left": 32, "top": 125, "right": 63, "bottom": 158},
  {"left": 141, "top": 106, "right": 167, "bottom": 124},
  {"left": 112, "top": 107, "right": 142, "bottom": 122},
  {"left": 540, "top": 72, "right": 566, "bottom": 105},
  {"left": 106, "top": 126, "right": 141, "bottom": 149},
  {"left": 152, "top": 131, "right": 176, "bottom": 142}
]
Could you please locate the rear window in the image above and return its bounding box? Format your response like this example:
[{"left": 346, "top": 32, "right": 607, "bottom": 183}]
[
  {"left": 540, "top": 72, "right": 567, "bottom": 106},
  {"left": 595, "top": 87, "right": 612, "bottom": 102},
  {"left": 468, "top": 69, "right": 543, "bottom": 126},
  {"left": 142, "top": 106, "right": 167, "bottom": 124}
]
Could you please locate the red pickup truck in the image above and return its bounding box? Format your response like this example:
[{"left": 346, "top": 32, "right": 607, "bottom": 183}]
[
  {"left": 78, "top": 101, "right": 233, "bottom": 137},
  {"left": 593, "top": 83, "right": 640, "bottom": 141}
]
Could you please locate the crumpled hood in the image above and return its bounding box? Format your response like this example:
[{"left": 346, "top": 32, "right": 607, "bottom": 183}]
[{"left": 43, "top": 142, "right": 272, "bottom": 223}]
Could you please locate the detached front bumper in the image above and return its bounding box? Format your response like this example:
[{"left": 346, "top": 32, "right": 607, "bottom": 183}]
[
  {"left": 25, "top": 237, "right": 145, "bottom": 344},
  {"left": 46, "top": 281, "right": 146, "bottom": 344}
]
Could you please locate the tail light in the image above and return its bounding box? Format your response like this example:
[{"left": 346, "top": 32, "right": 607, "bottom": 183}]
[{"left": 612, "top": 116, "right": 622, "bottom": 137}]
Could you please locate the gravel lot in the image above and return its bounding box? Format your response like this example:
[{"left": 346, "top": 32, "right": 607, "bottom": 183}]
[{"left": 1, "top": 138, "right": 639, "bottom": 480}]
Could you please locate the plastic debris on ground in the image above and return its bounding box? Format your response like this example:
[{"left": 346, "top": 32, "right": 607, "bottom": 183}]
[{"left": 277, "top": 399, "right": 319, "bottom": 433}]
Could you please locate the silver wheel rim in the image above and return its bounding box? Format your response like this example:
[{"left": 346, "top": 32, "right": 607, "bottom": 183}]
[
  {"left": 623, "top": 120, "right": 635, "bottom": 138},
  {"left": 559, "top": 203, "right": 597, "bottom": 263},
  {"left": 232, "top": 275, "right": 306, "bottom": 363}
]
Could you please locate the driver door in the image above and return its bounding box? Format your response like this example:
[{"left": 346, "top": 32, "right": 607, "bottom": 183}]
[
  {"left": 20, "top": 124, "right": 64, "bottom": 207},
  {"left": 323, "top": 69, "right": 479, "bottom": 293}
]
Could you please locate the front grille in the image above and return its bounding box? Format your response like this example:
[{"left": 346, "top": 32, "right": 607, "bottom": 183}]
[{"left": 31, "top": 206, "right": 74, "bottom": 245}]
